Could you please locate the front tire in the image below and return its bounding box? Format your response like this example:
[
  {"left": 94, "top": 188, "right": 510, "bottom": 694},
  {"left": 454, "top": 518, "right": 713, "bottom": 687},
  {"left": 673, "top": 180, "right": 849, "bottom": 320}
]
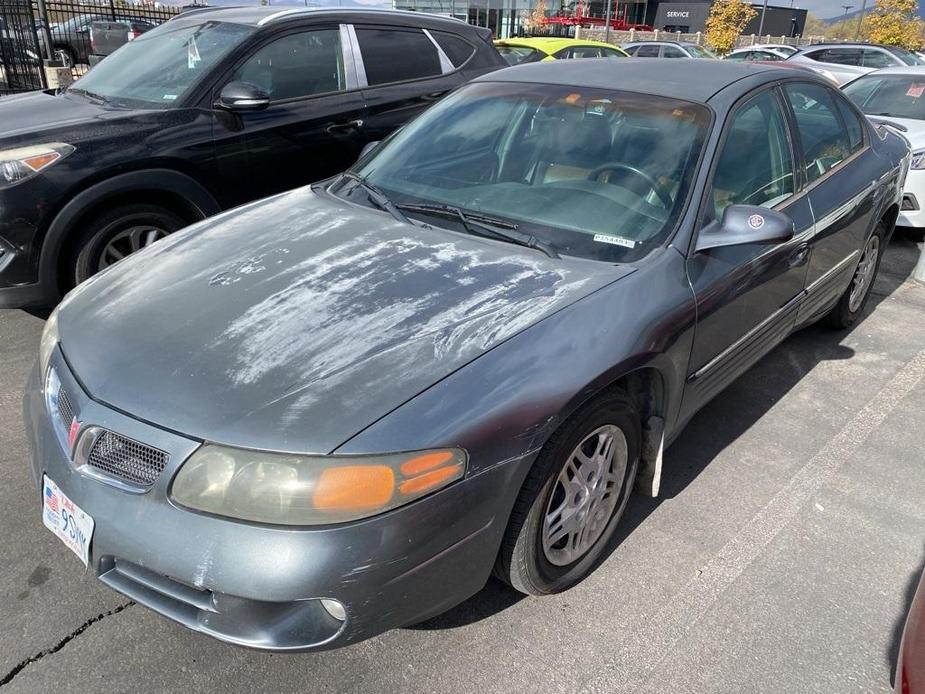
[
  {"left": 825, "top": 224, "right": 885, "bottom": 329},
  {"left": 70, "top": 203, "right": 186, "bottom": 286},
  {"left": 495, "top": 391, "right": 640, "bottom": 595}
]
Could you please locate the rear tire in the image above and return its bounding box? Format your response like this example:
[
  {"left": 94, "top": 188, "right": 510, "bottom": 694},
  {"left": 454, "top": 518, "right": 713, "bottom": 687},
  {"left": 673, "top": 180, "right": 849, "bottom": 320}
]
[
  {"left": 825, "top": 224, "right": 885, "bottom": 330},
  {"left": 69, "top": 203, "right": 186, "bottom": 286},
  {"left": 494, "top": 390, "right": 640, "bottom": 595}
]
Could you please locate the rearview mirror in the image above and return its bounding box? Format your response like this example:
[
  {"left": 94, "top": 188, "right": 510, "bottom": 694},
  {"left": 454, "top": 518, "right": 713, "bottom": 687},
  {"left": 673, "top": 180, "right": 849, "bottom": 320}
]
[
  {"left": 216, "top": 81, "right": 270, "bottom": 112},
  {"left": 695, "top": 205, "right": 794, "bottom": 252}
]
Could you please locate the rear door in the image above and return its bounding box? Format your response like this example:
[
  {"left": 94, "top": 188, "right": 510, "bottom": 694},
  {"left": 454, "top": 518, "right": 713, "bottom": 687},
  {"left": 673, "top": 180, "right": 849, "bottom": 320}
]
[
  {"left": 682, "top": 86, "right": 812, "bottom": 414},
  {"left": 781, "top": 81, "right": 876, "bottom": 322},
  {"left": 210, "top": 23, "right": 367, "bottom": 205},
  {"left": 350, "top": 23, "right": 464, "bottom": 144},
  {"left": 634, "top": 44, "right": 660, "bottom": 58}
]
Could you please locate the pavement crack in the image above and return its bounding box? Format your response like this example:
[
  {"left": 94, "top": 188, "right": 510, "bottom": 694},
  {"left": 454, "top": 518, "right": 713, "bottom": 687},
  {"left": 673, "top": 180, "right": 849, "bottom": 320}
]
[{"left": 0, "top": 601, "right": 134, "bottom": 687}]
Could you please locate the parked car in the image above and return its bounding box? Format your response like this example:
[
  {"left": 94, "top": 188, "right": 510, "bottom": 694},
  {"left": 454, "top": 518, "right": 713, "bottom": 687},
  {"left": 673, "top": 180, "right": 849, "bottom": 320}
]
[
  {"left": 87, "top": 18, "right": 158, "bottom": 66},
  {"left": 24, "top": 59, "right": 906, "bottom": 651},
  {"left": 843, "top": 66, "right": 925, "bottom": 235},
  {"left": 48, "top": 13, "right": 105, "bottom": 66},
  {"left": 786, "top": 42, "right": 924, "bottom": 86},
  {"left": 724, "top": 46, "right": 791, "bottom": 62},
  {"left": 494, "top": 37, "right": 627, "bottom": 65},
  {"left": 622, "top": 40, "right": 716, "bottom": 58},
  {"left": 896, "top": 568, "right": 925, "bottom": 693},
  {"left": 0, "top": 6, "right": 506, "bottom": 309}
]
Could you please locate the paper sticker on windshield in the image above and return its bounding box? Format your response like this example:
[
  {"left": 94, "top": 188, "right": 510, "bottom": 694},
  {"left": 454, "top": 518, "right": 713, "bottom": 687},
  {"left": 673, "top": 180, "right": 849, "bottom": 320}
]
[
  {"left": 593, "top": 234, "right": 636, "bottom": 248},
  {"left": 162, "top": 94, "right": 177, "bottom": 101},
  {"left": 907, "top": 83, "right": 925, "bottom": 98}
]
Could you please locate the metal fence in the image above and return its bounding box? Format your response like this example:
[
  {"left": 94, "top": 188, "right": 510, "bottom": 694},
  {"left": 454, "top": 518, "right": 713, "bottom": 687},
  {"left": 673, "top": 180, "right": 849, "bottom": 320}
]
[
  {"left": 0, "top": 0, "right": 46, "bottom": 95},
  {"left": 0, "top": 0, "right": 180, "bottom": 94},
  {"left": 577, "top": 26, "right": 827, "bottom": 50}
]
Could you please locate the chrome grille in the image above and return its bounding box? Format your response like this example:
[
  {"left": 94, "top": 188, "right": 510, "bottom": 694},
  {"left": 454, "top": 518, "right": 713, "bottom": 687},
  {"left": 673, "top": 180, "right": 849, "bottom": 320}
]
[
  {"left": 57, "top": 387, "right": 74, "bottom": 432},
  {"left": 86, "top": 431, "right": 168, "bottom": 487}
]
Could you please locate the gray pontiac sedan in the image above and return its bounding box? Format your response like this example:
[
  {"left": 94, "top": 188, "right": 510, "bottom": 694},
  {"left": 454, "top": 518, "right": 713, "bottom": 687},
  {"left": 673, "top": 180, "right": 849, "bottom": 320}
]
[{"left": 24, "top": 60, "right": 908, "bottom": 651}]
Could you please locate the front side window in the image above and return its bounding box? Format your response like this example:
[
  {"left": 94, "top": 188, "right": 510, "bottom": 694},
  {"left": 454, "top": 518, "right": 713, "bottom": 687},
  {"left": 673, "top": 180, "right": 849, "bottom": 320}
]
[
  {"left": 844, "top": 74, "right": 925, "bottom": 121},
  {"left": 890, "top": 47, "right": 925, "bottom": 65},
  {"left": 232, "top": 29, "right": 345, "bottom": 101},
  {"left": 861, "top": 48, "right": 895, "bottom": 69},
  {"left": 784, "top": 83, "right": 851, "bottom": 183},
  {"left": 710, "top": 89, "right": 794, "bottom": 219},
  {"left": 635, "top": 44, "right": 660, "bottom": 57},
  {"left": 349, "top": 82, "right": 710, "bottom": 262},
  {"left": 356, "top": 28, "right": 441, "bottom": 85},
  {"left": 662, "top": 45, "right": 687, "bottom": 58},
  {"left": 69, "top": 20, "right": 255, "bottom": 108}
]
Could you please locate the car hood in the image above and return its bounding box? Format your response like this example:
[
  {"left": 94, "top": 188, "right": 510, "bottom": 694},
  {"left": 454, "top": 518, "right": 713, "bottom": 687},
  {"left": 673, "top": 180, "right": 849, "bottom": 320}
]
[
  {"left": 58, "top": 188, "right": 633, "bottom": 453},
  {"left": 872, "top": 116, "right": 925, "bottom": 148},
  {"left": 0, "top": 90, "right": 109, "bottom": 141}
]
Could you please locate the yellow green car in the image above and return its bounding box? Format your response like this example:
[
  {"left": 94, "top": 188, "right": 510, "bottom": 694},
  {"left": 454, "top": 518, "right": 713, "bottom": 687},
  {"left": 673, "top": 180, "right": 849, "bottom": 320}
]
[{"left": 494, "top": 37, "right": 628, "bottom": 65}]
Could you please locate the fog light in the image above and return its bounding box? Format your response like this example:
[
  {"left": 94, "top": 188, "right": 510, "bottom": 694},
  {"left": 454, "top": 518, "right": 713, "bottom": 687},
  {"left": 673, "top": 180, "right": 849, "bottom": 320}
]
[{"left": 321, "top": 598, "right": 346, "bottom": 621}]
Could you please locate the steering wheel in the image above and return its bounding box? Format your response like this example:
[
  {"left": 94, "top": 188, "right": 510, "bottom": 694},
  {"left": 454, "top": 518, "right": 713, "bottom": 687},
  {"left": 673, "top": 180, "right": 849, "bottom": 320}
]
[{"left": 588, "top": 163, "right": 674, "bottom": 209}]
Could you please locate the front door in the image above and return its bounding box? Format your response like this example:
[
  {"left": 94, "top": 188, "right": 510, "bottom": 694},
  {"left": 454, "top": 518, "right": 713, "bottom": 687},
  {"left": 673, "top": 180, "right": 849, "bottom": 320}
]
[
  {"left": 211, "top": 25, "right": 367, "bottom": 207},
  {"left": 682, "top": 87, "right": 812, "bottom": 417},
  {"left": 781, "top": 81, "right": 879, "bottom": 322}
]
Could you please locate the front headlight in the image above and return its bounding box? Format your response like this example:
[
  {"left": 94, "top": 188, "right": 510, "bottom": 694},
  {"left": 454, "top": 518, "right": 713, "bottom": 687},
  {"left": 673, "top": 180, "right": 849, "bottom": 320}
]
[
  {"left": 171, "top": 445, "right": 467, "bottom": 525},
  {"left": 0, "top": 143, "right": 74, "bottom": 189},
  {"left": 911, "top": 149, "right": 925, "bottom": 170},
  {"left": 38, "top": 305, "right": 60, "bottom": 377}
]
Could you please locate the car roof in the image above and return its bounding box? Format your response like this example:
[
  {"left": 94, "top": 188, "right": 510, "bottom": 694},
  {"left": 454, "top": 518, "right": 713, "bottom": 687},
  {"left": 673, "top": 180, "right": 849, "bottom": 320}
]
[
  {"left": 476, "top": 58, "right": 794, "bottom": 102},
  {"left": 795, "top": 42, "right": 898, "bottom": 53},
  {"left": 495, "top": 37, "right": 623, "bottom": 53},
  {"left": 856, "top": 65, "right": 925, "bottom": 76},
  {"left": 624, "top": 40, "right": 696, "bottom": 47},
  {"left": 168, "top": 5, "right": 467, "bottom": 29}
]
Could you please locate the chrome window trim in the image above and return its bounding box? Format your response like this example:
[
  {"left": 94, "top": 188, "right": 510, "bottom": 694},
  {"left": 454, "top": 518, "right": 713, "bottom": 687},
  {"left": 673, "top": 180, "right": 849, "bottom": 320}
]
[
  {"left": 423, "top": 28, "right": 455, "bottom": 73},
  {"left": 804, "top": 249, "right": 861, "bottom": 295},
  {"left": 339, "top": 24, "right": 361, "bottom": 91},
  {"left": 345, "top": 24, "right": 367, "bottom": 88}
]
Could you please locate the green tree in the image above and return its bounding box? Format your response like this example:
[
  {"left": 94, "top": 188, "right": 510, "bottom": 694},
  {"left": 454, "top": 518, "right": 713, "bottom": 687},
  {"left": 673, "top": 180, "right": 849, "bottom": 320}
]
[
  {"left": 866, "top": 0, "right": 924, "bottom": 48},
  {"left": 705, "top": 0, "right": 757, "bottom": 54}
]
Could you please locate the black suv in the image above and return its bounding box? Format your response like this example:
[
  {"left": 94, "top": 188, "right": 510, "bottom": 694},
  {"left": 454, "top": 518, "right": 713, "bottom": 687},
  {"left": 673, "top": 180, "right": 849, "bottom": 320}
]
[{"left": 0, "top": 7, "right": 504, "bottom": 308}]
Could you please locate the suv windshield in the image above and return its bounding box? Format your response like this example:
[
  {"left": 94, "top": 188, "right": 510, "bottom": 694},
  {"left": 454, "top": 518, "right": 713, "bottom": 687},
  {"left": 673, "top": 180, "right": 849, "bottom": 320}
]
[
  {"left": 69, "top": 20, "right": 254, "bottom": 108},
  {"left": 844, "top": 74, "right": 925, "bottom": 120},
  {"left": 350, "top": 82, "right": 710, "bottom": 262},
  {"left": 890, "top": 47, "right": 925, "bottom": 65}
]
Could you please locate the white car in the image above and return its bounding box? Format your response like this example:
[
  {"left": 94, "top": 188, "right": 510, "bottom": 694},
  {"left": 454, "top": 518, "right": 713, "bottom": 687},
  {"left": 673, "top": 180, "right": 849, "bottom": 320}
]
[
  {"left": 723, "top": 46, "right": 792, "bottom": 62},
  {"left": 843, "top": 66, "right": 925, "bottom": 233},
  {"left": 788, "top": 43, "right": 925, "bottom": 86}
]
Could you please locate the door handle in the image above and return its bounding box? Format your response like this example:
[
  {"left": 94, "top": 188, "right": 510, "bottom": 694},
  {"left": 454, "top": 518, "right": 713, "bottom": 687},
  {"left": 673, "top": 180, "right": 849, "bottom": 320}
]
[
  {"left": 789, "top": 243, "right": 810, "bottom": 267},
  {"left": 326, "top": 119, "right": 363, "bottom": 134}
]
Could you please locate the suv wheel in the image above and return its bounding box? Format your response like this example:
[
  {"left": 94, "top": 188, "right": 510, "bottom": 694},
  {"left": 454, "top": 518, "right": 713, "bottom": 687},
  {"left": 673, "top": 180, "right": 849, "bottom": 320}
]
[
  {"left": 70, "top": 203, "right": 186, "bottom": 285},
  {"left": 494, "top": 390, "right": 640, "bottom": 595}
]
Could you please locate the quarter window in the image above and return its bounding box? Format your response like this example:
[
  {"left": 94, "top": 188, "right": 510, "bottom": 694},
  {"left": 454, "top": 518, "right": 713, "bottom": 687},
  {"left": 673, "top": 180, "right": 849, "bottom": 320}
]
[
  {"left": 835, "top": 97, "right": 865, "bottom": 152},
  {"left": 861, "top": 48, "right": 895, "bottom": 68},
  {"left": 232, "top": 29, "right": 345, "bottom": 101},
  {"left": 432, "top": 31, "right": 474, "bottom": 68},
  {"left": 356, "top": 28, "right": 442, "bottom": 85},
  {"left": 784, "top": 83, "right": 852, "bottom": 183},
  {"left": 710, "top": 89, "right": 794, "bottom": 218},
  {"left": 635, "top": 44, "right": 660, "bottom": 57}
]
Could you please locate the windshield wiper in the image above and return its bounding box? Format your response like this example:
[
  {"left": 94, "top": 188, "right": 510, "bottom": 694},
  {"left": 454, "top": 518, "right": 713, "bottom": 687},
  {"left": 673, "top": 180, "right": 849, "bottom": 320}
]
[
  {"left": 339, "top": 171, "right": 415, "bottom": 226},
  {"left": 396, "top": 203, "right": 559, "bottom": 259},
  {"left": 68, "top": 87, "right": 109, "bottom": 104}
]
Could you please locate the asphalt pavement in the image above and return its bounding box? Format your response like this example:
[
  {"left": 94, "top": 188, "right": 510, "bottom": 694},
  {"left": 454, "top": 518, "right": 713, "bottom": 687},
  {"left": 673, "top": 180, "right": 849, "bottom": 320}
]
[{"left": 2, "top": 237, "right": 925, "bottom": 693}]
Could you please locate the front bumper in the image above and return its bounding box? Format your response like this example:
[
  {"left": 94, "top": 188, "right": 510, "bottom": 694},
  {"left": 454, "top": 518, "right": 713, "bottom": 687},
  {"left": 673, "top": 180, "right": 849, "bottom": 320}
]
[
  {"left": 898, "top": 169, "right": 925, "bottom": 228},
  {"left": 0, "top": 183, "right": 55, "bottom": 308},
  {"left": 23, "top": 353, "right": 528, "bottom": 651}
]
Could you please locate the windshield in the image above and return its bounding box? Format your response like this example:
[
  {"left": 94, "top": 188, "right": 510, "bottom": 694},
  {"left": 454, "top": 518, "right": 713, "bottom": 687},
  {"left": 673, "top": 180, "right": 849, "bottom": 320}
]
[
  {"left": 350, "top": 82, "right": 710, "bottom": 262},
  {"left": 687, "top": 44, "right": 717, "bottom": 59},
  {"left": 496, "top": 45, "right": 543, "bottom": 65},
  {"left": 891, "top": 47, "right": 925, "bottom": 66},
  {"left": 69, "top": 20, "right": 254, "bottom": 108},
  {"left": 844, "top": 74, "right": 925, "bottom": 120}
]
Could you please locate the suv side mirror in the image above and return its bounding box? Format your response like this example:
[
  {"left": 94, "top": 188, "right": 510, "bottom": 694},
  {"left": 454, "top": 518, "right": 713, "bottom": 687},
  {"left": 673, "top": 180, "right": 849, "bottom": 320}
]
[
  {"left": 695, "top": 204, "right": 795, "bottom": 252},
  {"left": 216, "top": 81, "right": 270, "bottom": 112}
]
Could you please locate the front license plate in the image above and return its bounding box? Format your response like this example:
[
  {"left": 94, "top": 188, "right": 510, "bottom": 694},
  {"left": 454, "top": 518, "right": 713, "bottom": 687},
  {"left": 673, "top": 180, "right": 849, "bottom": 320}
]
[{"left": 42, "top": 475, "right": 94, "bottom": 567}]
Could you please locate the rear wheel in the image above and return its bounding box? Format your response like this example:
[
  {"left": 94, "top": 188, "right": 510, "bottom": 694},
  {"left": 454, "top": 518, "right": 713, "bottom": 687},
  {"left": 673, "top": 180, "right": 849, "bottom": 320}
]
[
  {"left": 825, "top": 225, "right": 884, "bottom": 329},
  {"left": 69, "top": 203, "right": 186, "bottom": 286},
  {"left": 495, "top": 391, "right": 640, "bottom": 595}
]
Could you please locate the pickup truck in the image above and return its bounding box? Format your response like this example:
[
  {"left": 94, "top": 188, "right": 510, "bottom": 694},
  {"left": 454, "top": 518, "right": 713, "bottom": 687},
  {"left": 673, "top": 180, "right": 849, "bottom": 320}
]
[{"left": 88, "top": 18, "right": 157, "bottom": 66}]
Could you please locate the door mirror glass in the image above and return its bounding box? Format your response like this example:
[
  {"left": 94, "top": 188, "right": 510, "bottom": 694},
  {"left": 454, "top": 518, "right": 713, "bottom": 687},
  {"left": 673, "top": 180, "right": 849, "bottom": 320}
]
[
  {"left": 696, "top": 205, "right": 794, "bottom": 252},
  {"left": 217, "top": 81, "right": 270, "bottom": 112}
]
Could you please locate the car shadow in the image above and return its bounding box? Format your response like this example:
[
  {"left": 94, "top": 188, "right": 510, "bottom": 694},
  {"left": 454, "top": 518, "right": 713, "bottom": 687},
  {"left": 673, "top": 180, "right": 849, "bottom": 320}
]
[{"left": 409, "top": 234, "right": 922, "bottom": 632}]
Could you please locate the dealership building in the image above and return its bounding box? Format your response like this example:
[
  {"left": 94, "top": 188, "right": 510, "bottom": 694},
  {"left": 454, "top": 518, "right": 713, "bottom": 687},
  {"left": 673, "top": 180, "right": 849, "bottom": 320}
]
[{"left": 650, "top": 1, "right": 807, "bottom": 35}]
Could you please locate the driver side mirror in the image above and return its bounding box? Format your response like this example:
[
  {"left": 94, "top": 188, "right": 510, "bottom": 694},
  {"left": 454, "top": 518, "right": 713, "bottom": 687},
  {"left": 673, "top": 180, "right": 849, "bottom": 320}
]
[
  {"left": 216, "top": 81, "right": 270, "bottom": 112},
  {"left": 695, "top": 204, "right": 795, "bottom": 252}
]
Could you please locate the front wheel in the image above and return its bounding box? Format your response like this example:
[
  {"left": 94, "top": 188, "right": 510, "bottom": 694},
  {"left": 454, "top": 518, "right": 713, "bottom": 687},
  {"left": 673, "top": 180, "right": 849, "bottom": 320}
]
[
  {"left": 495, "top": 391, "right": 640, "bottom": 595},
  {"left": 825, "top": 225, "right": 885, "bottom": 329}
]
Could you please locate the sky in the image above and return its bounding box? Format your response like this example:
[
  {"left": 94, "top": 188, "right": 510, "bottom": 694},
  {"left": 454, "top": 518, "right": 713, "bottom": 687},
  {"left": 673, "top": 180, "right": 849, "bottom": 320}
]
[{"left": 796, "top": 0, "right": 871, "bottom": 18}]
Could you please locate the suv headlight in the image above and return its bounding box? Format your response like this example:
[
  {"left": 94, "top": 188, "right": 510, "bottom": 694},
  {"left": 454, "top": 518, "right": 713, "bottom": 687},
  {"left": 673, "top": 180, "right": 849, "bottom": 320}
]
[
  {"left": 911, "top": 149, "right": 925, "bottom": 170},
  {"left": 0, "top": 143, "right": 74, "bottom": 189},
  {"left": 171, "top": 445, "right": 467, "bottom": 525},
  {"left": 38, "top": 306, "right": 60, "bottom": 377}
]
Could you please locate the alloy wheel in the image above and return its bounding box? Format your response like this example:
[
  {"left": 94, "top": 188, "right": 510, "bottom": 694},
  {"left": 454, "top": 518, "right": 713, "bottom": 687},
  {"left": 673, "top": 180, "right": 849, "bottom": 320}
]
[
  {"left": 542, "top": 424, "right": 628, "bottom": 567},
  {"left": 98, "top": 226, "right": 170, "bottom": 271},
  {"left": 848, "top": 235, "right": 880, "bottom": 313}
]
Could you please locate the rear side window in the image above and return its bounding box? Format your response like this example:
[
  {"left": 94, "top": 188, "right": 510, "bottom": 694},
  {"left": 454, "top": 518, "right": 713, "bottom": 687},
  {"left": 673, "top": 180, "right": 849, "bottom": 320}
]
[
  {"left": 432, "top": 31, "right": 474, "bottom": 68},
  {"left": 822, "top": 48, "right": 862, "bottom": 66},
  {"left": 636, "top": 44, "right": 660, "bottom": 57},
  {"left": 835, "top": 96, "right": 865, "bottom": 152},
  {"left": 356, "top": 28, "right": 441, "bottom": 86},
  {"left": 784, "top": 82, "right": 852, "bottom": 183}
]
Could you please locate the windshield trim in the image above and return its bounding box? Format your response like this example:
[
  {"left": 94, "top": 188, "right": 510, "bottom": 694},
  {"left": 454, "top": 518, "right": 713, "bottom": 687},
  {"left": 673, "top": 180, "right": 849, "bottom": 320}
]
[{"left": 348, "top": 79, "right": 715, "bottom": 263}]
